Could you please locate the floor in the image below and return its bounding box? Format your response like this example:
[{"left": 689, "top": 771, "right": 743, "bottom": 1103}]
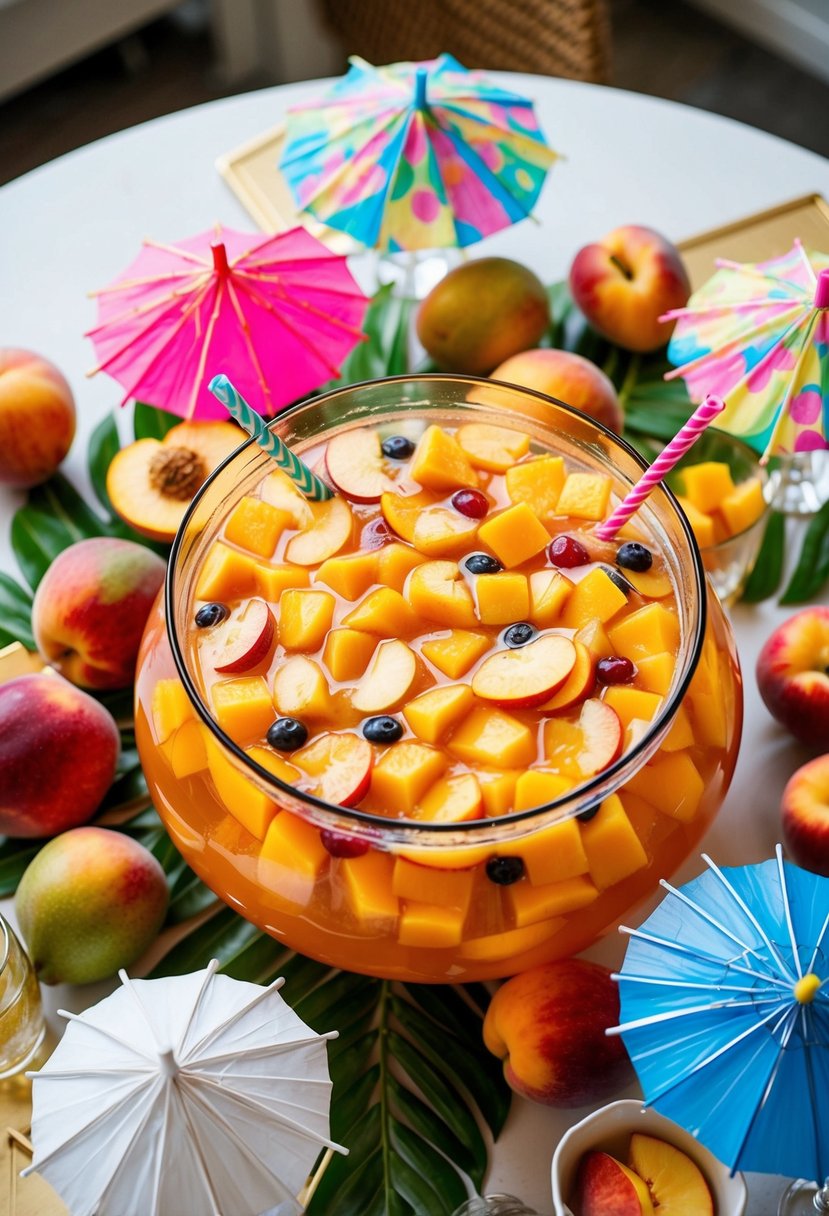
[{"left": 0, "top": 0, "right": 827, "bottom": 188}]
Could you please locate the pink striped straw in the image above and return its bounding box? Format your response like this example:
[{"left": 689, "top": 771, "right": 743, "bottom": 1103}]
[{"left": 595, "top": 394, "right": 726, "bottom": 541}]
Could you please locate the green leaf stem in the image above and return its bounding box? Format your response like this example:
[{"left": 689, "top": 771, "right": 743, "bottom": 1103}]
[{"left": 781, "top": 498, "right": 829, "bottom": 604}]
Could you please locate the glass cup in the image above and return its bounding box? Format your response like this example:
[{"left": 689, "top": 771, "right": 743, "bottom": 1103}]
[
  {"left": 668, "top": 427, "right": 770, "bottom": 606},
  {"left": 134, "top": 375, "right": 743, "bottom": 984},
  {"left": 0, "top": 914, "right": 44, "bottom": 1079}
]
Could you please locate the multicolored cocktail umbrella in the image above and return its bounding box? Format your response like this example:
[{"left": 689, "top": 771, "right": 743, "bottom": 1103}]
[
  {"left": 86, "top": 225, "right": 370, "bottom": 421},
  {"left": 279, "top": 54, "right": 557, "bottom": 252},
  {"left": 663, "top": 241, "right": 829, "bottom": 458},
  {"left": 609, "top": 847, "right": 829, "bottom": 1188}
]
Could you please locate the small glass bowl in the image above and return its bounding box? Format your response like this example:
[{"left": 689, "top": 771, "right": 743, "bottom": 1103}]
[{"left": 668, "top": 428, "right": 770, "bottom": 606}]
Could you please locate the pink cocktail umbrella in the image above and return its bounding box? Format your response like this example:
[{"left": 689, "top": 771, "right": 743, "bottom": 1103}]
[{"left": 86, "top": 225, "right": 370, "bottom": 421}]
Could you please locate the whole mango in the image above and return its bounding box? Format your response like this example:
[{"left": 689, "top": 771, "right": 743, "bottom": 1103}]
[
  {"left": 416, "top": 258, "right": 550, "bottom": 374},
  {"left": 16, "top": 827, "right": 169, "bottom": 984}
]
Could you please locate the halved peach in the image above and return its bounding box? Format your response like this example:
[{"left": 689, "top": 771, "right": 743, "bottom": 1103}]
[
  {"left": 471, "top": 635, "right": 577, "bottom": 709},
  {"left": 325, "top": 429, "right": 394, "bottom": 502},
  {"left": 106, "top": 421, "right": 241, "bottom": 542},
  {"left": 576, "top": 1151, "right": 655, "bottom": 1216},
  {"left": 628, "top": 1134, "right": 713, "bottom": 1216},
  {"left": 285, "top": 496, "right": 353, "bottom": 566},
  {"left": 293, "top": 731, "right": 373, "bottom": 806},
  {"left": 351, "top": 640, "right": 417, "bottom": 713}
]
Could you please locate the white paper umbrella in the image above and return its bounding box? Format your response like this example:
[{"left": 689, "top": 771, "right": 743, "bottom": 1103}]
[{"left": 24, "top": 960, "right": 346, "bottom": 1216}]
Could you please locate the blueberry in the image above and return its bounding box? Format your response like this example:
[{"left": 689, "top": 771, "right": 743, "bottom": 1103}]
[
  {"left": 464, "top": 552, "right": 503, "bottom": 575},
  {"left": 577, "top": 806, "right": 601, "bottom": 822},
  {"left": 602, "top": 565, "right": 633, "bottom": 595},
  {"left": 362, "top": 715, "right": 403, "bottom": 744},
  {"left": 503, "top": 622, "right": 536, "bottom": 648},
  {"left": 486, "top": 856, "right": 525, "bottom": 885},
  {"left": 381, "top": 435, "right": 415, "bottom": 460},
  {"left": 616, "top": 542, "right": 653, "bottom": 572},
  {"left": 195, "top": 602, "right": 229, "bottom": 628},
  {"left": 267, "top": 717, "right": 308, "bottom": 751}
]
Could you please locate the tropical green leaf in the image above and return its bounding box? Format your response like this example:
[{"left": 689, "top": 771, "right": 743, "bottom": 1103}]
[
  {"left": 323, "top": 285, "right": 414, "bottom": 389},
  {"left": 740, "top": 511, "right": 786, "bottom": 603},
  {"left": 133, "top": 401, "right": 181, "bottom": 441},
  {"left": 0, "top": 837, "right": 44, "bottom": 897},
  {"left": 781, "top": 498, "right": 829, "bottom": 604},
  {"left": 87, "top": 412, "right": 122, "bottom": 516},
  {"left": 0, "top": 573, "right": 34, "bottom": 648}
]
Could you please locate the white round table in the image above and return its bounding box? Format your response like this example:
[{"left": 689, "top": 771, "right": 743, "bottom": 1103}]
[{"left": 2, "top": 75, "right": 828, "bottom": 1215}]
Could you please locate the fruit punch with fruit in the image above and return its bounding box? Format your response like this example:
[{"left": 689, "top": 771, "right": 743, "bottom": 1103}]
[{"left": 135, "top": 382, "right": 742, "bottom": 982}]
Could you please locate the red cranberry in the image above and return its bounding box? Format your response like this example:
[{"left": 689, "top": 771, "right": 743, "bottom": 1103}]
[
  {"left": 320, "top": 830, "right": 370, "bottom": 858},
  {"left": 360, "top": 517, "right": 392, "bottom": 550},
  {"left": 451, "top": 489, "right": 489, "bottom": 519},
  {"left": 548, "top": 535, "right": 589, "bottom": 568},
  {"left": 596, "top": 656, "right": 637, "bottom": 685}
]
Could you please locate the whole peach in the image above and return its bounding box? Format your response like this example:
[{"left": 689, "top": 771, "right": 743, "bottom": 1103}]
[
  {"left": 781, "top": 755, "right": 829, "bottom": 877},
  {"left": 0, "top": 348, "right": 76, "bottom": 487},
  {"left": 490, "top": 348, "right": 624, "bottom": 434},
  {"left": 0, "top": 673, "right": 120, "bottom": 837},
  {"left": 15, "top": 827, "right": 168, "bottom": 984},
  {"left": 756, "top": 607, "right": 829, "bottom": 748},
  {"left": 32, "top": 537, "right": 166, "bottom": 689},
  {"left": 569, "top": 225, "right": 690, "bottom": 352},
  {"left": 483, "top": 959, "right": 631, "bottom": 1107}
]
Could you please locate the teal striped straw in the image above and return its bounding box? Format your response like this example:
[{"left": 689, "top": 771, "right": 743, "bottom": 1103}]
[{"left": 209, "top": 374, "right": 333, "bottom": 502}]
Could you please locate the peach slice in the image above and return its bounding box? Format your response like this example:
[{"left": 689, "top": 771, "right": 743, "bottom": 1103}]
[
  {"left": 417, "top": 773, "right": 483, "bottom": 823},
  {"left": 293, "top": 731, "right": 373, "bottom": 807},
  {"left": 576, "top": 1151, "right": 655, "bottom": 1216},
  {"left": 381, "top": 489, "right": 441, "bottom": 542},
  {"left": 406, "top": 561, "right": 477, "bottom": 629},
  {"left": 207, "top": 598, "right": 276, "bottom": 674},
  {"left": 260, "top": 467, "right": 314, "bottom": 528},
  {"left": 351, "top": 640, "right": 417, "bottom": 713},
  {"left": 412, "top": 507, "right": 479, "bottom": 558},
  {"left": 272, "top": 656, "right": 331, "bottom": 719},
  {"left": 540, "top": 641, "right": 595, "bottom": 712},
  {"left": 325, "top": 429, "right": 394, "bottom": 502},
  {"left": 285, "top": 496, "right": 353, "bottom": 566},
  {"left": 544, "top": 698, "right": 623, "bottom": 776},
  {"left": 471, "top": 635, "right": 577, "bottom": 709},
  {"left": 456, "top": 422, "right": 530, "bottom": 472},
  {"left": 106, "top": 421, "right": 241, "bottom": 543},
  {"left": 628, "top": 1134, "right": 713, "bottom": 1216}
]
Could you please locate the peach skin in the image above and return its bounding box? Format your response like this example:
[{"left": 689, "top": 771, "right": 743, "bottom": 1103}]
[
  {"left": 489, "top": 349, "right": 624, "bottom": 434},
  {"left": 32, "top": 537, "right": 166, "bottom": 690},
  {"left": 0, "top": 348, "right": 76, "bottom": 487},
  {"left": 483, "top": 959, "right": 632, "bottom": 1107},
  {"left": 569, "top": 225, "right": 690, "bottom": 352},
  {"left": 781, "top": 754, "right": 829, "bottom": 878},
  {"left": 756, "top": 607, "right": 829, "bottom": 749}
]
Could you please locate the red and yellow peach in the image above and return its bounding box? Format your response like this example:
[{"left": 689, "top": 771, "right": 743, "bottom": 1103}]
[
  {"left": 489, "top": 348, "right": 624, "bottom": 434},
  {"left": 756, "top": 607, "right": 829, "bottom": 748},
  {"left": 0, "top": 348, "right": 76, "bottom": 487}
]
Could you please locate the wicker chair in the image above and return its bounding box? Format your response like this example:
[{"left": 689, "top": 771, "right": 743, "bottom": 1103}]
[{"left": 317, "top": 0, "right": 611, "bottom": 84}]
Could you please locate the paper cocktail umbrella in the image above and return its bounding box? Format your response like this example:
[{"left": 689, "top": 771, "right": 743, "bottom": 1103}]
[
  {"left": 663, "top": 241, "right": 829, "bottom": 459},
  {"left": 609, "top": 847, "right": 829, "bottom": 1202},
  {"left": 24, "top": 961, "right": 346, "bottom": 1216},
  {"left": 86, "top": 225, "right": 370, "bottom": 421},
  {"left": 280, "top": 54, "right": 557, "bottom": 252}
]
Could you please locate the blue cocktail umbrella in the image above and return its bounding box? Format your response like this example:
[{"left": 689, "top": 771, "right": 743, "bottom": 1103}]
[{"left": 609, "top": 847, "right": 829, "bottom": 1187}]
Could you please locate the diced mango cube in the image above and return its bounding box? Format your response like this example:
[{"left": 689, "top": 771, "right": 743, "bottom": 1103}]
[
  {"left": 529, "top": 570, "right": 573, "bottom": 628},
  {"left": 500, "top": 818, "right": 589, "bottom": 885},
  {"left": 375, "top": 542, "right": 426, "bottom": 591},
  {"left": 679, "top": 460, "right": 735, "bottom": 514},
  {"left": 254, "top": 562, "right": 311, "bottom": 601},
  {"left": 370, "top": 742, "right": 448, "bottom": 814},
  {"left": 316, "top": 551, "right": 378, "bottom": 600},
  {"left": 196, "top": 542, "right": 258, "bottom": 601},
  {"left": 555, "top": 472, "right": 612, "bottom": 521},
  {"left": 513, "top": 770, "right": 573, "bottom": 810},
  {"left": 635, "top": 652, "right": 675, "bottom": 695},
  {"left": 211, "top": 676, "right": 274, "bottom": 741},
  {"left": 403, "top": 684, "right": 475, "bottom": 744},
  {"left": 675, "top": 495, "right": 715, "bottom": 548},
  {"left": 418, "top": 773, "right": 483, "bottom": 823},
  {"left": 479, "top": 770, "right": 520, "bottom": 816},
  {"left": 623, "top": 567, "right": 674, "bottom": 599},
  {"left": 260, "top": 810, "right": 328, "bottom": 879},
  {"left": 661, "top": 704, "right": 695, "bottom": 751},
  {"left": 206, "top": 743, "right": 274, "bottom": 838},
  {"left": 343, "top": 586, "right": 421, "bottom": 636},
  {"left": 561, "top": 567, "right": 628, "bottom": 627},
  {"left": 409, "top": 425, "right": 478, "bottom": 491},
  {"left": 340, "top": 851, "right": 399, "bottom": 925},
  {"left": 575, "top": 618, "right": 615, "bottom": 660},
  {"left": 456, "top": 422, "right": 530, "bottom": 472},
  {"left": 720, "top": 478, "right": 766, "bottom": 536},
  {"left": 398, "top": 902, "right": 466, "bottom": 948},
  {"left": 477, "top": 503, "right": 550, "bottom": 568},
  {"left": 322, "top": 628, "right": 377, "bottom": 682},
  {"left": 412, "top": 508, "right": 480, "bottom": 558},
  {"left": 279, "top": 589, "right": 335, "bottom": 652},
  {"left": 421, "top": 629, "right": 490, "bottom": 679},
  {"left": 608, "top": 602, "right": 680, "bottom": 659},
  {"left": 459, "top": 918, "right": 565, "bottom": 961},
  {"left": 272, "top": 656, "right": 331, "bottom": 719},
  {"left": 602, "top": 686, "right": 663, "bottom": 729},
  {"left": 626, "top": 751, "right": 705, "bottom": 822},
  {"left": 506, "top": 874, "right": 598, "bottom": 927},
  {"left": 449, "top": 707, "right": 535, "bottom": 769},
  {"left": 475, "top": 572, "right": 529, "bottom": 624},
  {"left": 151, "top": 678, "right": 193, "bottom": 744},
  {"left": 392, "top": 857, "right": 476, "bottom": 910},
  {"left": 224, "top": 496, "right": 291, "bottom": 558},
  {"left": 506, "top": 456, "right": 566, "bottom": 521},
  {"left": 406, "top": 562, "right": 477, "bottom": 629},
  {"left": 580, "top": 792, "right": 648, "bottom": 889},
  {"left": 688, "top": 687, "right": 729, "bottom": 750},
  {"left": 168, "top": 720, "right": 208, "bottom": 779}
]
